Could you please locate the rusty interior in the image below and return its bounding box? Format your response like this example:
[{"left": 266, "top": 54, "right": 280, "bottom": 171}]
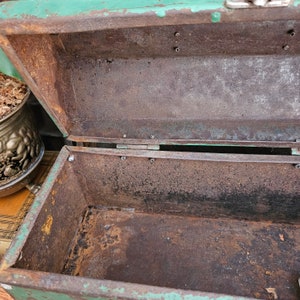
[
  {"left": 6, "top": 20, "right": 300, "bottom": 142},
  {"left": 5, "top": 20, "right": 300, "bottom": 299},
  {"left": 13, "top": 149, "right": 300, "bottom": 299}
]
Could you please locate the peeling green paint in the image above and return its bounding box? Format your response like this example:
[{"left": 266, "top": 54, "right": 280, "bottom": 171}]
[
  {"left": 0, "top": 0, "right": 224, "bottom": 19},
  {"left": 134, "top": 292, "right": 246, "bottom": 300},
  {"left": 211, "top": 11, "right": 221, "bottom": 23},
  {"left": 7, "top": 285, "right": 105, "bottom": 300},
  {"left": 113, "top": 287, "right": 125, "bottom": 294},
  {"left": 184, "top": 296, "right": 245, "bottom": 300},
  {"left": 0, "top": 48, "right": 22, "bottom": 80},
  {"left": 294, "top": 0, "right": 300, "bottom": 6},
  {"left": 83, "top": 283, "right": 90, "bottom": 289},
  {"left": 98, "top": 285, "right": 109, "bottom": 293},
  {"left": 5, "top": 285, "right": 252, "bottom": 300}
]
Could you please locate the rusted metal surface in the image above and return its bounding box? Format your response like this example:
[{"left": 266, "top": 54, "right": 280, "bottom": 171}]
[
  {"left": 0, "top": 3, "right": 299, "bottom": 300},
  {"left": 0, "top": 147, "right": 70, "bottom": 271},
  {"left": 3, "top": 148, "right": 298, "bottom": 299},
  {"left": 62, "top": 207, "right": 300, "bottom": 299},
  {"left": 61, "top": 147, "right": 300, "bottom": 223},
  {"left": 1, "top": 21, "right": 300, "bottom": 144},
  {"left": 10, "top": 152, "right": 87, "bottom": 274},
  {"left": 0, "top": 34, "right": 69, "bottom": 137},
  {"left": 4, "top": 146, "right": 300, "bottom": 272}
]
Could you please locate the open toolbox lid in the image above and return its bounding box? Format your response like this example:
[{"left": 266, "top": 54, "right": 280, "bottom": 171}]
[{"left": 1, "top": 0, "right": 300, "bottom": 147}]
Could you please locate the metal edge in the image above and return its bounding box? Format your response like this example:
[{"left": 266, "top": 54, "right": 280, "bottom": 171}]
[
  {"left": 0, "top": 34, "right": 69, "bottom": 138},
  {"left": 0, "top": 48, "right": 22, "bottom": 80},
  {"left": 0, "top": 146, "right": 70, "bottom": 271},
  {"left": 67, "top": 146, "right": 300, "bottom": 164},
  {"left": 68, "top": 135, "right": 300, "bottom": 148},
  {"left": 0, "top": 268, "right": 258, "bottom": 300},
  {"left": 0, "top": 2, "right": 299, "bottom": 35}
]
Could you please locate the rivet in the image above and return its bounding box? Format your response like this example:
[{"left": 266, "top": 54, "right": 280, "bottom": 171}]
[
  {"left": 174, "top": 32, "right": 180, "bottom": 37},
  {"left": 120, "top": 156, "right": 127, "bottom": 161},
  {"left": 123, "top": 134, "right": 127, "bottom": 138},
  {"left": 295, "top": 164, "right": 300, "bottom": 169},
  {"left": 282, "top": 44, "right": 290, "bottom": 51},
  {"left": 288, "top": 29, "right": 295, "bottom": 37},
  {"left": 68, "top": 155, "right": 75, "bottom": 162},
  {"left": 149, "top": 158, "right": 155, "bottom": 164},
  {"left": 174, "top": 47, "right": 180, "bottom": 52},
  {"left": 150, "top": 135, "right": 155, "bottom": 139}
]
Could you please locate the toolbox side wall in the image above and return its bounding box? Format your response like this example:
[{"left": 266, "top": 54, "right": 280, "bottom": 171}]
[
  {"left": 14, "top": 158, "right": 87, "bottom": 273},
  {"left": 71, "top": 150, "right": 300, "bottom": 224}
]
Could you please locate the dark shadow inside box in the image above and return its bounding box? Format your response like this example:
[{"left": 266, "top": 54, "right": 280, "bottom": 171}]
[{"left": 13, "top": 150, "right": 300, "bottom": 299}]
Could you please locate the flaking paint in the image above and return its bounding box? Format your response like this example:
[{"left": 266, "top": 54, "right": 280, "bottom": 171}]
[
  {"left": 6, "top": 285, "right": 105, "bottom": 300},
  {"left": 211, "top": 11, "right": 221, "bottom": 23},
  {"left": 0, "top": 48, "right": 21, "bottom": 80},
  {"left": 0, "top": 281, "right": 257, "bottom": 300},
  {"left": 0, "top": 0, "right": 224, "bottom": 19}
]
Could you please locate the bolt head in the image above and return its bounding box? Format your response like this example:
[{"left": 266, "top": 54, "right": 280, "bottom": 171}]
[
  {"left": 282, "top": 44, "right": 290, "bottom": 51},
  {"left": 68, "top": 155, "right": 75, "bottom": 162},
  {"left": 149, "top": 158, "right": 155, "bottom": 164}
]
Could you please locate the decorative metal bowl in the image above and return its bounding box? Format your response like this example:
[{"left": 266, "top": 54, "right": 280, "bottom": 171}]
[{"left": 0, "top": 90, "right": 44, "bottom": 197}]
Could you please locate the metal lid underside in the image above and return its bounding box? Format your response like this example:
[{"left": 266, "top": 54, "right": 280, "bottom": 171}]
[{"left": 1, "top": 6, "right": 300, "bottom": 145}]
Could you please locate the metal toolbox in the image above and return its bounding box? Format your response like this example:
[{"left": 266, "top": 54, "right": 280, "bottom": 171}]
[{"left": 0, "top": 1, "right": 300, "bottom": 299}]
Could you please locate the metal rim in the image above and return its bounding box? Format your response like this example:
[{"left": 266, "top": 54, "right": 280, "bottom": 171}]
[{"left": 0, "top": 143, "right": 45, "bottom": 194}]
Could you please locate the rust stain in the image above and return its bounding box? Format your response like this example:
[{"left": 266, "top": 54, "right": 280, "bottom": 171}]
[
  {"left": 41, "top": 215, "right": 53, "bottom": 235},
  {"left": 99, "top": 225, "right": 121, "bottom": 251},
  {"left": 0, "top": 287, "right": 13, "bottom": 300}
]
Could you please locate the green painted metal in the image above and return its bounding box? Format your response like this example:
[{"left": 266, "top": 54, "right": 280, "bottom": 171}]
[
  {"left": 0, "top": 48, "right": 22, "bottom": 80},
  {"left": 4, "top": 284, "right": 255, "bottom": 300},
  {"left": 211, "top": 11, "right": 221, "bottom": 23},
  {"left": 6, "top": 285, "right": 104, "bottom": 300},
  {"left": 291, "top": 147, "right": 300, "bottom": 155},
  {"left": 294, "top": 0, "right": 300, "bottom": 6},
  {"left": 0, "top": 0, "right": 224, "bottom": 19}
]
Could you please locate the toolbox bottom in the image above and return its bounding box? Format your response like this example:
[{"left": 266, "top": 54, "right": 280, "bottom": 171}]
[{"left": 62, "top": 206, "right": 299, "bottom": 300}]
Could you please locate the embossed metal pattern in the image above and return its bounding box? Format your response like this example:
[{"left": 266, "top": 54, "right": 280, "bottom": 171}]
[{"left": 0, "top": 91, "right": 44, "bottom": 196}]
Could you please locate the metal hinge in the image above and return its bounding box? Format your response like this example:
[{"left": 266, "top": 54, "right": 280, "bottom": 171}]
[
  {"left": 225, "top": 0, "right": 291, "bottom": 8},
  {"left": 116, "top": 144, "right": 160, "bottom": 151},
  {"left": 291, "top": 140, "right": 300, "bottom": 156}
]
